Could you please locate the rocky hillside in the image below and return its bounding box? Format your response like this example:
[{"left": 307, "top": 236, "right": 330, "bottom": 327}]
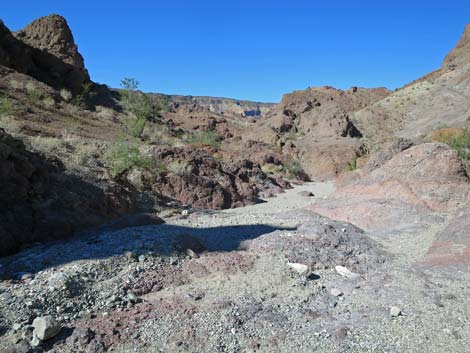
[
  {"left": 0, "top": 15, "right": 289, "bottom": 256},
  {"left": 1, "top": 13, "right": 470, "bottom": 353},
  {"left": 351, "top": 25, "right": 470, "bottom": 144},
  {"left": 243, "top": 86, "right": 391, "bottom": 180}
]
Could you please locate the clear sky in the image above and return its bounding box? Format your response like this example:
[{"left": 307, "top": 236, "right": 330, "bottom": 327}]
[{"left": 2, "top": 1, "right": 470, "bottom": 102}]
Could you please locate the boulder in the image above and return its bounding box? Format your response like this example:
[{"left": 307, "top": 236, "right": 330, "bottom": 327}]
[{"left": 32, "top": 316, "right": 61, "bottom": 341}]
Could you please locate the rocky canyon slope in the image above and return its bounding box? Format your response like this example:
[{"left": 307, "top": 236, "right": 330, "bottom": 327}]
[{"left": 1, "top": 13, "right": 470, "bottom": 353}]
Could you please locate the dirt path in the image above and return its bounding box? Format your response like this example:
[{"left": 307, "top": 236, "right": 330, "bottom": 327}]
[{"left": 1, "top": 182, "right": 469, "bottom": 353}]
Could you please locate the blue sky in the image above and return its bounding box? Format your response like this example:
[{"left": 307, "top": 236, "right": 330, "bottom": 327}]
[{"left": 2, "top": 1, "right": 470, "bottom": 102}]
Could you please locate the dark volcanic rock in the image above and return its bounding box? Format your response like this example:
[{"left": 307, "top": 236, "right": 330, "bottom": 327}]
[
  {"left": 148, "top": 146, "right": 286, "bottom": 209},
  {"left": 0, "top": 16, "right": 89, "bottom": 94},
  {"left": 14, "top": 14, "right": 86, "bottom": 70}
]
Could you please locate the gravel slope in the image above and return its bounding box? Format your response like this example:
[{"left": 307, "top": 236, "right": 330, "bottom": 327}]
[{"left": 0, "top": 182, "right": 469, "bottom": 353}]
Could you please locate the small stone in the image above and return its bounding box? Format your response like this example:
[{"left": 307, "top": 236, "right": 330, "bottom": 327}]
[
  {"left": 127, "top": 292, "right": 138, "bottom": 303},
  {"left": 31, "top": 334, "right": 42, "bottom": 347},
  {"left": 124, "top": 251, "right": 137, "bottom": 260},
  {"left": 109, "top": 295, "right": 121, "bottom": 303},
  {"left": 298, "top": 191, "right": 314, "bottom": 197},
  {"left": 138, "top": 255, "right": 146, "bottom": 263},
  {"left": 335, "top": 265, "right": 359, "bottom": 279},
  {"left": 335, "top": 326, "right": 349, "bottom": 340},
  {"left": 12, "top": 323, "right": 22, "bottom": 332},
  {"left": 330, "top": 288, "right": 343, "bottom": 297},
  {"left": 32, "top": 316, "right": 61, "bottom": 341},
  {"left": 79, "top": 311, "right": 92, "bottom": 320},
  {"left": 20, "top": 273, "right": 34, "bottom": 280},
  {"left": 231, "top": 328, "right": 236, "bottom": 335},
  {"left": 169, "top": 257, "right": 178, "bottom": 265},
  {"left": 186, "top": 248, "right": 199, "bottom": 259},
  {"left": 287, "top": 262, "right": 309, "bottom": 275},
  {"left": 181, "top": 209, "right": 189, "bottom": 217},
  {"left": 390, "top": 306, "right": 402, "bottom": 317}
]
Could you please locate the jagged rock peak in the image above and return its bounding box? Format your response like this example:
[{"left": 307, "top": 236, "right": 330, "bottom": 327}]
[
  {"left": 443, "top": 24, "right": 470, "bottom": 70},
  {"left": 14, "top": 14, "right": 85, "bottom": 69}
]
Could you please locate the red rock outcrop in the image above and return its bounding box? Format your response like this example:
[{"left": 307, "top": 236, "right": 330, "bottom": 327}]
[
  {"left": 148, "top": 146, "right": 287, "bottom": 209},
  {"left": 310, "top": 143, "right": 470, "bottom": 233}
]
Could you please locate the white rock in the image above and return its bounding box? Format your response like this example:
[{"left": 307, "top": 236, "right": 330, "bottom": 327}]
[
  {"left": 287, "top": 262, "right": 309, "bottom": 275},
  {"left": 335, "top": 265, "right": 359, "bottom": 279},
  {"left": 390, "top": 306, "right": 402, "bottom": 317},
  {"left": 31, "top": 334, "right": 42, "bottom": 347},
  {"left": 330, "top": 288, "right": 343, "bottom": 297},
  {"left": 32, "top": 316, "right": 61, "bottom": 341}
]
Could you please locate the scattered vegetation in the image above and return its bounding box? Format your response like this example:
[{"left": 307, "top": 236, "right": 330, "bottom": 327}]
[
  {"left": 60, "top": 88, "right": 72, "bottom": 102},
  {"left": 186, "top": 130, "right": 221, "bottom": 149},
  {"left": 25, "top": 82, "right": 43, "bottom": 104},
  {"left": 105, "top": 138, "right": 162, "bottom": 176},
  {"left": 126, "top": 115, "right": 147, "bottom": 139},
  {"left": 345, "top": 155, "right": 359, "bottom": 172},
  {"left": 120, "top": 78, "right": 166, "bottom": 138},
  {"left": 282, "top": 156, "right": 304, "bottom": 179},
  {"left": 70, "top": 82, "right": 94, "bottom": 108},
  {"left": 433, "top": 127, "right": 470, "bottom": 174},
  {"left": 0, "top": 94, "right": 13, "bottom": 116}
]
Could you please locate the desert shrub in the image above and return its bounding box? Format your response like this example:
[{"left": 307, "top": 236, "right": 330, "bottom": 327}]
[
  {"left": 345, "top": 155, "right": 359, "bottom": 172},
  {"left": 449, "top": 130, "right": 470, "bottom": 174},
  {"left": 126, "top": 116, "right": 147, "bottom": 138},
  {"left": 106, "top": 139, "right": 160, "bottom": 176},
  {"left": 433, "top": 128, "right": 470, "bottom": 174},
  {"left": 60, "top": 89, "right": 72, "bottom": 102},
  {"left": 42, "top": 96, "right": 55, "bottom": 108},
  {"left": 282, "top": 156, "right": 304, "bottom": 179},
  {"left": 69, "top": 82, "right": 94, "bottom": 108},
  {"left": 186, "top": 130, "right": 221, "bottom": 149},
  {"left": 261, "top": 163, "right": 283, "bottom": 176},
  {"left": 431, "top": 127, "right": 464, "bottom": 143},
  {"left": 0, "top": 94, "right": 13, "bottom": 116},
  {"left": 25, "top": 82, "right": 43, "bottom": 104},
  {"left": 9, "top": 79, "right": 23, "bottom": 90},
  {"left": 156, "top": 95, "right": 170, "bottom": 114},
  {"left": 167, "top": 160, "right": 190, "bottom": 175}
]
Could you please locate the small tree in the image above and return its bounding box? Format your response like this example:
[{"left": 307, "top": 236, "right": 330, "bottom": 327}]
[{"left": 120, "top": 77, "right": 160, "bottom": 138}]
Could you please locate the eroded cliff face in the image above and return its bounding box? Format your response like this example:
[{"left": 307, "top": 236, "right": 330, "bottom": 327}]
[
  {"left": 14, "top": 14, "right": 86, "bottom": 70},
  {"left": 0, "top": 15, "right": 89, "bottom": 94},
  {"left": 243, "top": 86, "right": 391, "bottom": 180},
  {"left": 167, "top": 95, "right": 274, "bottom": 118}
]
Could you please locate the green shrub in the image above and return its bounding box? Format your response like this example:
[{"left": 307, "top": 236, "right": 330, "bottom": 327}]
[
  {"left": 346, "top": 155, "right": 359, "bottom": 172},
  {"left": 127, "top": 116, "right": 147, "bottom": 138},
  {"left": 121, "top": 78, "right": 152, "bottom": 116},
  {"left": 186, "top": 130, "right": 221, "bottom": 149},
  {"left": 106, "top": 139, "right": 159, "bottom": 176},
  {"left": 0, "top": 94, "right": 13, "bottom": 116},
  {"left": 70, "top": 83, "right": 91, "bottom": 108},
  {"left": 25, "top": 82, "right": 43, "bottom": 104},
  {"left": 448, "top": 129, "right": 470, "bottom": 175},
  {"left": 282, "top": 156, "right": 304, "bottom": 179}
]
